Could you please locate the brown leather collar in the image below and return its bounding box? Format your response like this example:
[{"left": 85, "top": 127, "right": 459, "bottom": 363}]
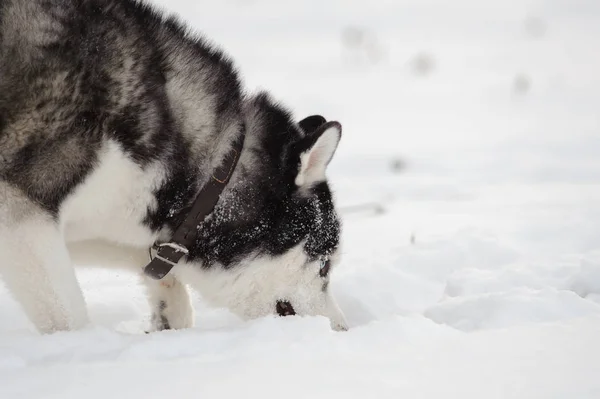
[{"left": 144, "top": 132, "right": 245, "bottom": 280}]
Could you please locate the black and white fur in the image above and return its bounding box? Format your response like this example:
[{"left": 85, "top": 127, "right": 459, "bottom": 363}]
[{"left": 0, "top": 0, "right": 347, "bottom": 333}]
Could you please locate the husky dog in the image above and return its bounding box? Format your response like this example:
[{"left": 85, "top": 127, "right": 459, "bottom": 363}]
[{"left": 0, "top": 0, "right": 347, "bottom": 333}]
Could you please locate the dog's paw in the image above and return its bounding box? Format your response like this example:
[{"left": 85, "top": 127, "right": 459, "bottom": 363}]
[{"left": 148, "top": 299, "right": 194, "bottom": 332}]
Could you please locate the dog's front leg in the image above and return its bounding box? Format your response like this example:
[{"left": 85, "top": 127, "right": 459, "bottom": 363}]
[
  {"left": 144, "top": 274, "right": 194, "bottom": 331},
  {"left": 0, "top": 210, "right": 89, "bottom": 334}
]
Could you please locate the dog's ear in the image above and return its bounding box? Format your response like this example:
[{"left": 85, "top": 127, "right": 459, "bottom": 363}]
[
  {"left": 298, "top": 115, "right": 327, "bottom": 135},
  {"left": 295, "top": 121, "right": 342, "bottom": 187}
]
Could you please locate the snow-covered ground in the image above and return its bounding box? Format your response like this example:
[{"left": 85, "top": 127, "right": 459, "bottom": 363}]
[{"left": 2, "top": 0, "right": 600, "bottom": 397}]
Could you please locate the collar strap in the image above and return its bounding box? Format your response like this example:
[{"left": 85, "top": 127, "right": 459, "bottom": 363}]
[{"left": 144, "top": 132, "right": 245, "bottom": 280}]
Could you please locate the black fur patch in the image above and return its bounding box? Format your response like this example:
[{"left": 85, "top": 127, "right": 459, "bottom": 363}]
[
  {"left": 155, "top": 300, "right": 170, "bottom": 330},
  {"left": 159, "top": 315, "right": 170, "bottom": 330},
  {"left": 298, "top": 115, "right": 326, "bottom": 135}
]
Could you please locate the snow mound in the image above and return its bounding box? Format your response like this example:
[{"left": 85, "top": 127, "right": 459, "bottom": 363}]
[
  {"left": 425, "top": 288, "right": 600, "bottom": 331},
  {"left": 568, "top": 259, "right": 600, "bottom": 299}
]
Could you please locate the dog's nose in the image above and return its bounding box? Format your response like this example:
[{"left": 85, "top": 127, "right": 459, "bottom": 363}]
[{"left": 276, "top": 300, "right": 296, "bottom": 317}]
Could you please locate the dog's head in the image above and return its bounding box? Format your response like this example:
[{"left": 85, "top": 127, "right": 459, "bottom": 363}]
[{"left": 181, "top": 94, "right": 347, "bottom": 330}]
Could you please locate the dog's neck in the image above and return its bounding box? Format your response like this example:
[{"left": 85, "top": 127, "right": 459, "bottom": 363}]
[
  {"left": 145, "top": 125, "right": 246, "bottom": 279},
  {"left": 150, "top": 93, "right": 306, "bottom": 273}
]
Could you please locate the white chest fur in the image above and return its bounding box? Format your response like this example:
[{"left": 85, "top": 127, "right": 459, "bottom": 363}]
[{"left": 60, "top": 141, "right": 164, "bottom": 247}]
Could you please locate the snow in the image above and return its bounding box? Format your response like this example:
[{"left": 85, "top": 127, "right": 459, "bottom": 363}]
[{"left": 2, "top": 0, "right": 600, "bottom": 397}]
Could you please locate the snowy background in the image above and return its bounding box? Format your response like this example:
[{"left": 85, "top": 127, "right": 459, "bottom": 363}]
[{"left": 2, "top": 0, "right": 600, "bottom": 397}]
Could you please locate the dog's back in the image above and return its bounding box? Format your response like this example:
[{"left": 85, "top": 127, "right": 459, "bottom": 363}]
[{"left": 0, "top": 0, "right": 243, "bottom": 216}]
